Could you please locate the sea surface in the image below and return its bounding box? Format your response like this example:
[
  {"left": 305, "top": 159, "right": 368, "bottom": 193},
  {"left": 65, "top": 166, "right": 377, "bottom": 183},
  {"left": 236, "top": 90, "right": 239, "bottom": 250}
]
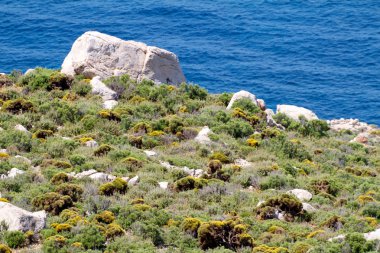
[{"left": 0, "top": 1, "right": 379, "bottom": 125}]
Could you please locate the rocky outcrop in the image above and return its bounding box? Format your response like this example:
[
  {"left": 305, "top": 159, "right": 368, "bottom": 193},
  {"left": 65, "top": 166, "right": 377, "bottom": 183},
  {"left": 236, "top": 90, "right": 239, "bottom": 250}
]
[
  {"left": 160, "top": 161, "right": 204, "bottom": 178},
  {"left": 226, "top": 90, "right": 258, "bottom": 110},
  {"left": 287, "top": 189, "right": 313, "bottom": 202},
  {"left": 265, "top": 109, "right": 284, "bottom": 129},
  {"left": 0, "top": 168, "right": 25, "bottom": 179},
  {"left": 144, "top": 150, "right": 157, "bottom": 157},
  {"left": 194, "top": 126, "right": 212, "bottom": 144},
  {"left": 329, "top": 228, "right": 380, "bottom": 242},
  {"left": 327, "top": 118, "right": 375, "bottom": 134},
  {"left": 276, "top": 105, "right": 318, "bottom": 121},
  {"left": 61, "top": 31, "right": 186, "bottom": 85},
  {"left": 0, "top": 202, "right": 46, "bottom": 232}
]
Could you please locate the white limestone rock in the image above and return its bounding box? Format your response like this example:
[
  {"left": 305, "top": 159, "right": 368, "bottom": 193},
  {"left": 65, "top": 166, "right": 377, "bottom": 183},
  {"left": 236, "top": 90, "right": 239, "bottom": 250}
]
[
  {"left": 24, "top": 69, "right": 35, "bottom": 75},
  {"left": 0, "top": 149, "right": 7, "bottom": 154},
  {"left": 1, "top": 168, "right": 25, "bottom": 179},
  {"left": 257, "top": 99, "right": 266, "bottom": 110},
  {"left": 226, "top": 90, "right": 258, "bottom": 110},
  {"left": 61, "top": 31, "right": 186, "bottom": 85},
  {"left": 0, "top": 202, "right": 46, "bottom": 232},
  {"left": 159, "top": 161, "right": 204, "bottom": 178},
  {"left": 85, "top": 140, "right": 98, "bottom": 148},
  {"left": 234, "top": 159, "right": 252, "bottom": 168},
  {"left": 327, "top": 118, "right": 374, "bottom": 133},
  {"left": 90, "top": 76, "right": 117, "bottom": 101},
  {"left": 103, "top": 100, "right": 118, "bottom": 109},
  {"left": 276, "top": 105, "right": 318, "bottom": 121},
  {"left": 364, "top": 228, "right": 380, "bottom": 241},
  {"left": 287, "top": 189, "right": 313, "bottom": 201},
  {"left": 328, "top": 234, "right": 346, "bottom": 242},
  {"left": 0, "top": 127, "right": 4, "bottom": 131},
  {"left": 144, "top": 150, "right": 157, "bottom": 157},
  {"left": 74, "top": 169, "right": 98, "bottom": 179},
  {"left": 265, "top": 109, "right": 284, "bottom": 129},
  {"left": 89, "top": 172, "right": 115, "bottom": 181},
  {"left": 194, "top": 126, "right": 212, "bottom": 144},
  {"left": 128, "top": 175, "right": 139, "bottom": 186},
  {"left": 14, "top": 124, "right": 29, "bottom": 133},
  {"left": 159, "top": 182, "right": 169, "bottom": 190},
  {"left": 302, "top": 203, "right": 316, "bottom": 212}
]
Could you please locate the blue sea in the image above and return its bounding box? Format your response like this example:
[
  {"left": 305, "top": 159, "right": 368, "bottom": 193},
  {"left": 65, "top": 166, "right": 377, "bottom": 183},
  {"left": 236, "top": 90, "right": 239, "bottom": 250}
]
[{"left": 1, "top": 1, "right": 379, "bottom": 125}]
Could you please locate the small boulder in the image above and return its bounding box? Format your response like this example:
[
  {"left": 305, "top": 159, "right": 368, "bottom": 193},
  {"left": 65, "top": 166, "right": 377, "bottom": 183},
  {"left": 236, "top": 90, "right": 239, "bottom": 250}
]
[
  {"left": 1, "top": 168, "right": 25, "bottom": 179},
  {"left": 226, "top": 90, "right": 258, "bottom": 110},
  {"left": 159, "top": 182, "right": 168, "bottom": 190},
  {"left": 234, "top": 159, "right": 252, "bottom": 168},
  {"left": 128, "top": 175, "right": 139, "bottom": 186},
  {"left": 61, "top": 31, "right": 186, "bottom": 84},
  {"left": 265, "top": 109, "right": 284, "bottom": 129},
  {"left": 364, "top": 228, "right": 380, "bottom": 241},
  {"left": 194, "top": 126, "right": 212, "bottom": 144},
  {"left": 14, "top": 124, "right": 29, "bottom": 133},
  {"left": 302, "top": 203, "right": 316, "bottom": 212},
  {"left": 24, "top": 69, "right": 35, "bottom": 75},
  {"left": 327, "top": 118, "right": 374, "bottom": 134},
  {"left": 350, "top": 133, "right": 369, "bottom": 144},
  {"left": 276, "top": 105, "right": 318, "bottom": 121},
  {"left": 74, "top": 169, "right": 98, "bottom": 179},
  {"left": 103, "top": 100, "right": 118, "bottom": 110},
  {"left": 89, "top": 172, "right": 115, "bottom": 181},
  {"left": 144, "top": 150, "right": 157, "bottom": 157},
  {"left": 85, "top": 140, "right": 98, "bottom": 148},
  {"left": 14, "top": 155, "right": 32, "bottom": 165},
  {"left": 256, "top": 99, "right": 266, "bottom": 110},
  {"left": 287, "top": 189, "right": 313, "bottom": 201},
  {"left": 0, "top": 202, "right": 46, "bottom": 232},
  {"left": 90, "top": 76, "right": 117, "bottom": 101}
]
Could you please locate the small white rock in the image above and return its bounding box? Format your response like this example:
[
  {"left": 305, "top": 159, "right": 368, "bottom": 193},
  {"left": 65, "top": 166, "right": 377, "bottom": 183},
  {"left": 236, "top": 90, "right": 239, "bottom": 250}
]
[
  {"left": 234, "top": 159, "right": 252, "bottom": 168},
  {"left": 14, "top": 155, "right": 32, "bottom": 164},
  {"left": 159, "top": 182, "right": 169, "bottom": 190},
  {"left": 287, "top": 189, "right": 313, "bottom": 201},
  {"left": 128, "top": 175, "right": 139, "bottom": 186},
  {"left": 7, "top": 168, "right": 25, "bottom": 178},
  {"left": 226, "top": 90, "right": 258, "bottom": 110},
  {"left": 276, "top": 105, "right": 318, "bottom": 122},
  {"left": 364, "top": 228, "right": 380, "bottom": 241},
  {"left": 85, "top": 140, "right": 98, "bottom": 148},
  {"left": 144, "top": 150, "right": 157, "bottom": 157},
  {"left": 302, "top": 203, "right": 316, "bottom": 212},
  {"left": 90, "top": 76, "right": 117, "bottom": 101},
  {"left": 14, "top": 124, "right": 29, "bottom": 133},
  {"left": 103, "top": 100, "right": 118, "bottom": 109},
  {"left": 194, "top": 126, "right": 212, "bottom": 144}
]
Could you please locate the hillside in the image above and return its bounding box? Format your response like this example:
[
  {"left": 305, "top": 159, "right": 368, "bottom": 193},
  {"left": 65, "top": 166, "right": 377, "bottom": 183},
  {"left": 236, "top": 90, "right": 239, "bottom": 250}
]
[{"left": 0, "top": 69, "right": 379, "bottom": 253}]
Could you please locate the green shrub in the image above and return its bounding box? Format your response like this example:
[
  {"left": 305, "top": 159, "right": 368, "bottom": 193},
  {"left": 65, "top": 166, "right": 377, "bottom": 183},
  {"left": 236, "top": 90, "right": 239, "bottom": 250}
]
[
  {"left": 1, "top": 98, "right": 33, "bottom": 114},
  {"left": 121, "top": 157, "right": 143, "bottom": 171},
  {"left": 32, "top": 192, "right": 73, "bottom": 214},
  {"left": 55, "top": 183, "right": 83, "bottom": 202},
  {"left": 94, "top": 144, "right": 113, "bottom": 156},
  {"left": 106, "top": 223, "right": 124, "bottom": 239},
  {"left": 198, "top": 219, "right": 254, "bottom": 250},
  {"left": 174, "top": 176, "right": 208, "bottom": 191},
  {"left": 4, "top": 231, "right": 26, "bottom": 248},
  {"left": 209, "top": 152, "right": 230, "bottom": 163},
  {"left": 257, "top": 194, "right": 303, "bottom": 221},
  {"left": 42, "top": 235, "right": 67, "bottom": 253},
  {"left": 208, "top": 160, "right": 223, "bottom": 174},
  {"left": 182, "top": 217, "right": 202, "bottom": 237},
  {"left": 310, "top": 179, "right": 339, "bottom": 196},
  {"left": 0, "top": 244, "right": 11, "bottom": 253},
  {"left": 72, "top": 225, "right": 106, "bottom": 250},
  {"left": 99, "top": 178, "right": 128, "bottom": 196},
  {"left": 32, "top": 129, "right": 53, "bottom": 139},
  {"left": 20, "top": 68, "right": 72, "bottom": 91},
  {"left": 50, "top": 173, "right": 70, "bottom": 185},
  {"left": 231, "top": 98, "right": 261, "bottom": 114},
  {"left": 68, "top": 154, "right": 86, "bottom": 166},
  {"left": 72, "top": 80, "right": 92, "bottom": 96},
  {"left": 345, "top": 232, "right": 375, "bottom": 253},
  {"left": 94, "top": 210, "right": 115, "bottom": 224}
]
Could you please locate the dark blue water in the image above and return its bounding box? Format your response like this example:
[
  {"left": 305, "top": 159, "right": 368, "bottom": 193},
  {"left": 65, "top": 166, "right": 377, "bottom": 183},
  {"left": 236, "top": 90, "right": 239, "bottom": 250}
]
[{"left": 1, "top": 1, "right": 379, "bottom": 125}]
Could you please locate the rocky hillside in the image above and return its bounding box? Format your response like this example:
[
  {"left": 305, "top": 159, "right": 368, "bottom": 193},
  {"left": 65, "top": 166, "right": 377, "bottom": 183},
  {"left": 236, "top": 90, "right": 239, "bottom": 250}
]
[{"left": 0, "top": 33, "right": 379, "bottom": 253}]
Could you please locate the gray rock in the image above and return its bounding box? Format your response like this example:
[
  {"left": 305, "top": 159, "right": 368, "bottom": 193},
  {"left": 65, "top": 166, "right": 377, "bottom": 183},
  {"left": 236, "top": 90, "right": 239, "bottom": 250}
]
[
  {"left": 1, "top": 168, "right": 25, "bottom": 179},
  {"left": 61, "top": 31, "right": 186, "bottom": 85},
  {"left": 226, "top": 90, "right": 258, "bottom": 110},
  {"left": 287, "top": 189, "right": 313, "bottom": 201},
  {"left": 103, "top": 100, "right": 118, "bottom": 109},
  {"left": 0, "top": 202, "right": 46, "bottom": 232},
  {"left": 85, "top": 140, "right": 98, "bottom": 148},
  {"left": 90, "top": 76, "right": 117, "bottom": 101},
  {"left": 14, "top": 124, "right": 29, "bottom": 133},
  {"left": 159, "top": 182, "right": 169, "bottom": 190},
  {"left": 144, "top": 150, "right": 157, "bottom": 157},
  {"left": 276, "top": 105, "right": 318, "bottom": 121},
  {"left": 302, "top": 202, "right": 316, "bottom": 212},
  {"left": 194, "top": 126, "right": 212, "bottom": 144},
  {"left": 128, "top": 175, "right": 139, "bottom": 186}
]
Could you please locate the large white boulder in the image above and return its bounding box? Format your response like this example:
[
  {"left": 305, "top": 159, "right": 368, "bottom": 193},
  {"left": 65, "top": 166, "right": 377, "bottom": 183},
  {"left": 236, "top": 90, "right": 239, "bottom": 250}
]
[
  {"left": 226, "top": 90, "right": 258, "bottom": 110},
  {"left": 0, "top": 202, "right": 46, "bottom": 232},
  {"left": 364, "top": 228, "right": 380, "bottom": 241},
  {"left": 61, "top": 31, "right": 186, "bottom": 85},
  {"left": 276, "top": 105, "right": 318, "bottom": 121},
  {"left": 287, "top": 189, "right": 313, "bottom": 201},
  {"left": 194, "top": 126, "right": 212, "bottom": 144},
  {"left": 103, "top": 100, "right": 118, "bottom": 110},
  {"left": 302, "top": 203, "right": 316, "bottom": 212}
]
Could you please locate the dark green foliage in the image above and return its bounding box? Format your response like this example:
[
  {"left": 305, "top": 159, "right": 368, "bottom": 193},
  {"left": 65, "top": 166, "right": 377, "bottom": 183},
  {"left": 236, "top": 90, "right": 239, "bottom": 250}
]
[
  {"left": 32, "top": 192, "right": 73, "bottom": 214},
  {"left": 4, "top": 231, "right": 25, "bottom": 248},
  {"left": 99, "top": 178, "right": 128, "bottom": 196},
  {"left": 94, "top": 144, "right": 112, "bottom": 156},
  {"left": 50, "top": 173, "right": 70, "bottom": 185},
  {"left": 361, "top": 203, "right": 380, "bottom": 219},
  {"left": 19, "top": 68, "right": 72, "bottom": 91},
  {"left": 257, "top": 194, "right": 303, "bottom": 220},
  {"left": 197, "top": 219, "right": 254, "bottom": 250},
  {"left": 1, "top": 98, "right": 33, "bottom": 114},
  {"left": 344, "top": 233, "right": 375, "bottom": 253},
  {"left": 310, "top": 179, "right": 339, "bottom": 196},
  {"left": 174, "top": 176, "right": 208, "bottom": 191},
  {"left": 0, "top": 130, "right": 32, "bottom": 152},
  {"left": 33, "top": 129, "right": 53, "bottom": 139},
  {"left": 73, "top": 224, "right": 106, "bottom": 250},
  {"left": 55, "top": 183, "right": 83, "bottom": 202},
  {"left": 231, "top": 98, "right": 261, "bottom": 114},
  {"left": 72, "top": 80, "right": 92, "bottom": 96},
  {"left": 68, "top": 154, "right": 86, "bottom": 166}
]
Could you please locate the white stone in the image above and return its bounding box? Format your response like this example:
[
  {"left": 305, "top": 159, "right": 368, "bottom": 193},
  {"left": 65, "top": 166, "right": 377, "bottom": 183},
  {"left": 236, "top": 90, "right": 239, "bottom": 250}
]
[
  {"left": 14, "top": 155, "right": 32, "bottom": 164},
  {"left": 327, "top": 118, "right": 374, "bottom": 133},
  {"left": 276, "top": 105, "right": 318, "bottom": 121},
  {"left": 159, "top": 181, "right": 169, "bottom": 190},
  {"left": 74, "top": 169, "right": 98, "bottom": 179},
  {"left": 0, "top": 149, "right": 7, "bottom": 154},
  {"left": 265, "top": 109, "right": 285, "bottom": 129},
  {"left": 128, "top": 175, "right": 139, "bottom": 186},
  {"left": 61, "top": 31, "right": 186, "bottom": 85},
  {"left": 234, "top": 159, "right": 252, "bottom": 168},
  {"left": 85, "top": 140, "right": 98, "bottom": 147},
  {"left": 14, "top": 124, "right": 29, "bottom": 133},
  {"left": 62, "top": 137, "right": 72, "bottom": 140},
  {"left": 89, "top": 172, "right": 113, "bottom": 181},
  {"left": 121, "top": 176, "right": 129, "bottom": 182},
  {"left": 257, "top": 99, "right": 266, "bottom": 110},
  {"left": 226, "top": 90, "right": 258, "bottom": 110},
  {"left": 287, "top": 189, "right": 313, "bottom": 201},
  {"left": 0, "top": 202, "right": 46, "bottom": 232},
  {"left": 103, "top": 100, "right": 118, "bottom": 109},
  {"left": 90, "top": 76, "right": 117, "bottom": 101},
  {"left": 256, "top": 200, "right": 265, "bottom": 207},
  {"left": 144, "top": 150, "right": 157, "bottom": 157},
  {"left": 194, "top": 126, "right": 212, "bottom": 144},
  {"left": 328, "top": 234, "right": 346, "bottom": 242},
  {"left": 24, "top": 69, "right": 35, "bottom": 75},
  {"left": 302, "top": 203, "right": 316, "bottom": 212},
  {"left": 0, "top": 127, "right": 4, "bottom": 131},
  {"left": 6, "top": 168, "right": 25, "bottom": 179},
  {"left": 364, "top": 228, "right": 380, "bottom": 241}
]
